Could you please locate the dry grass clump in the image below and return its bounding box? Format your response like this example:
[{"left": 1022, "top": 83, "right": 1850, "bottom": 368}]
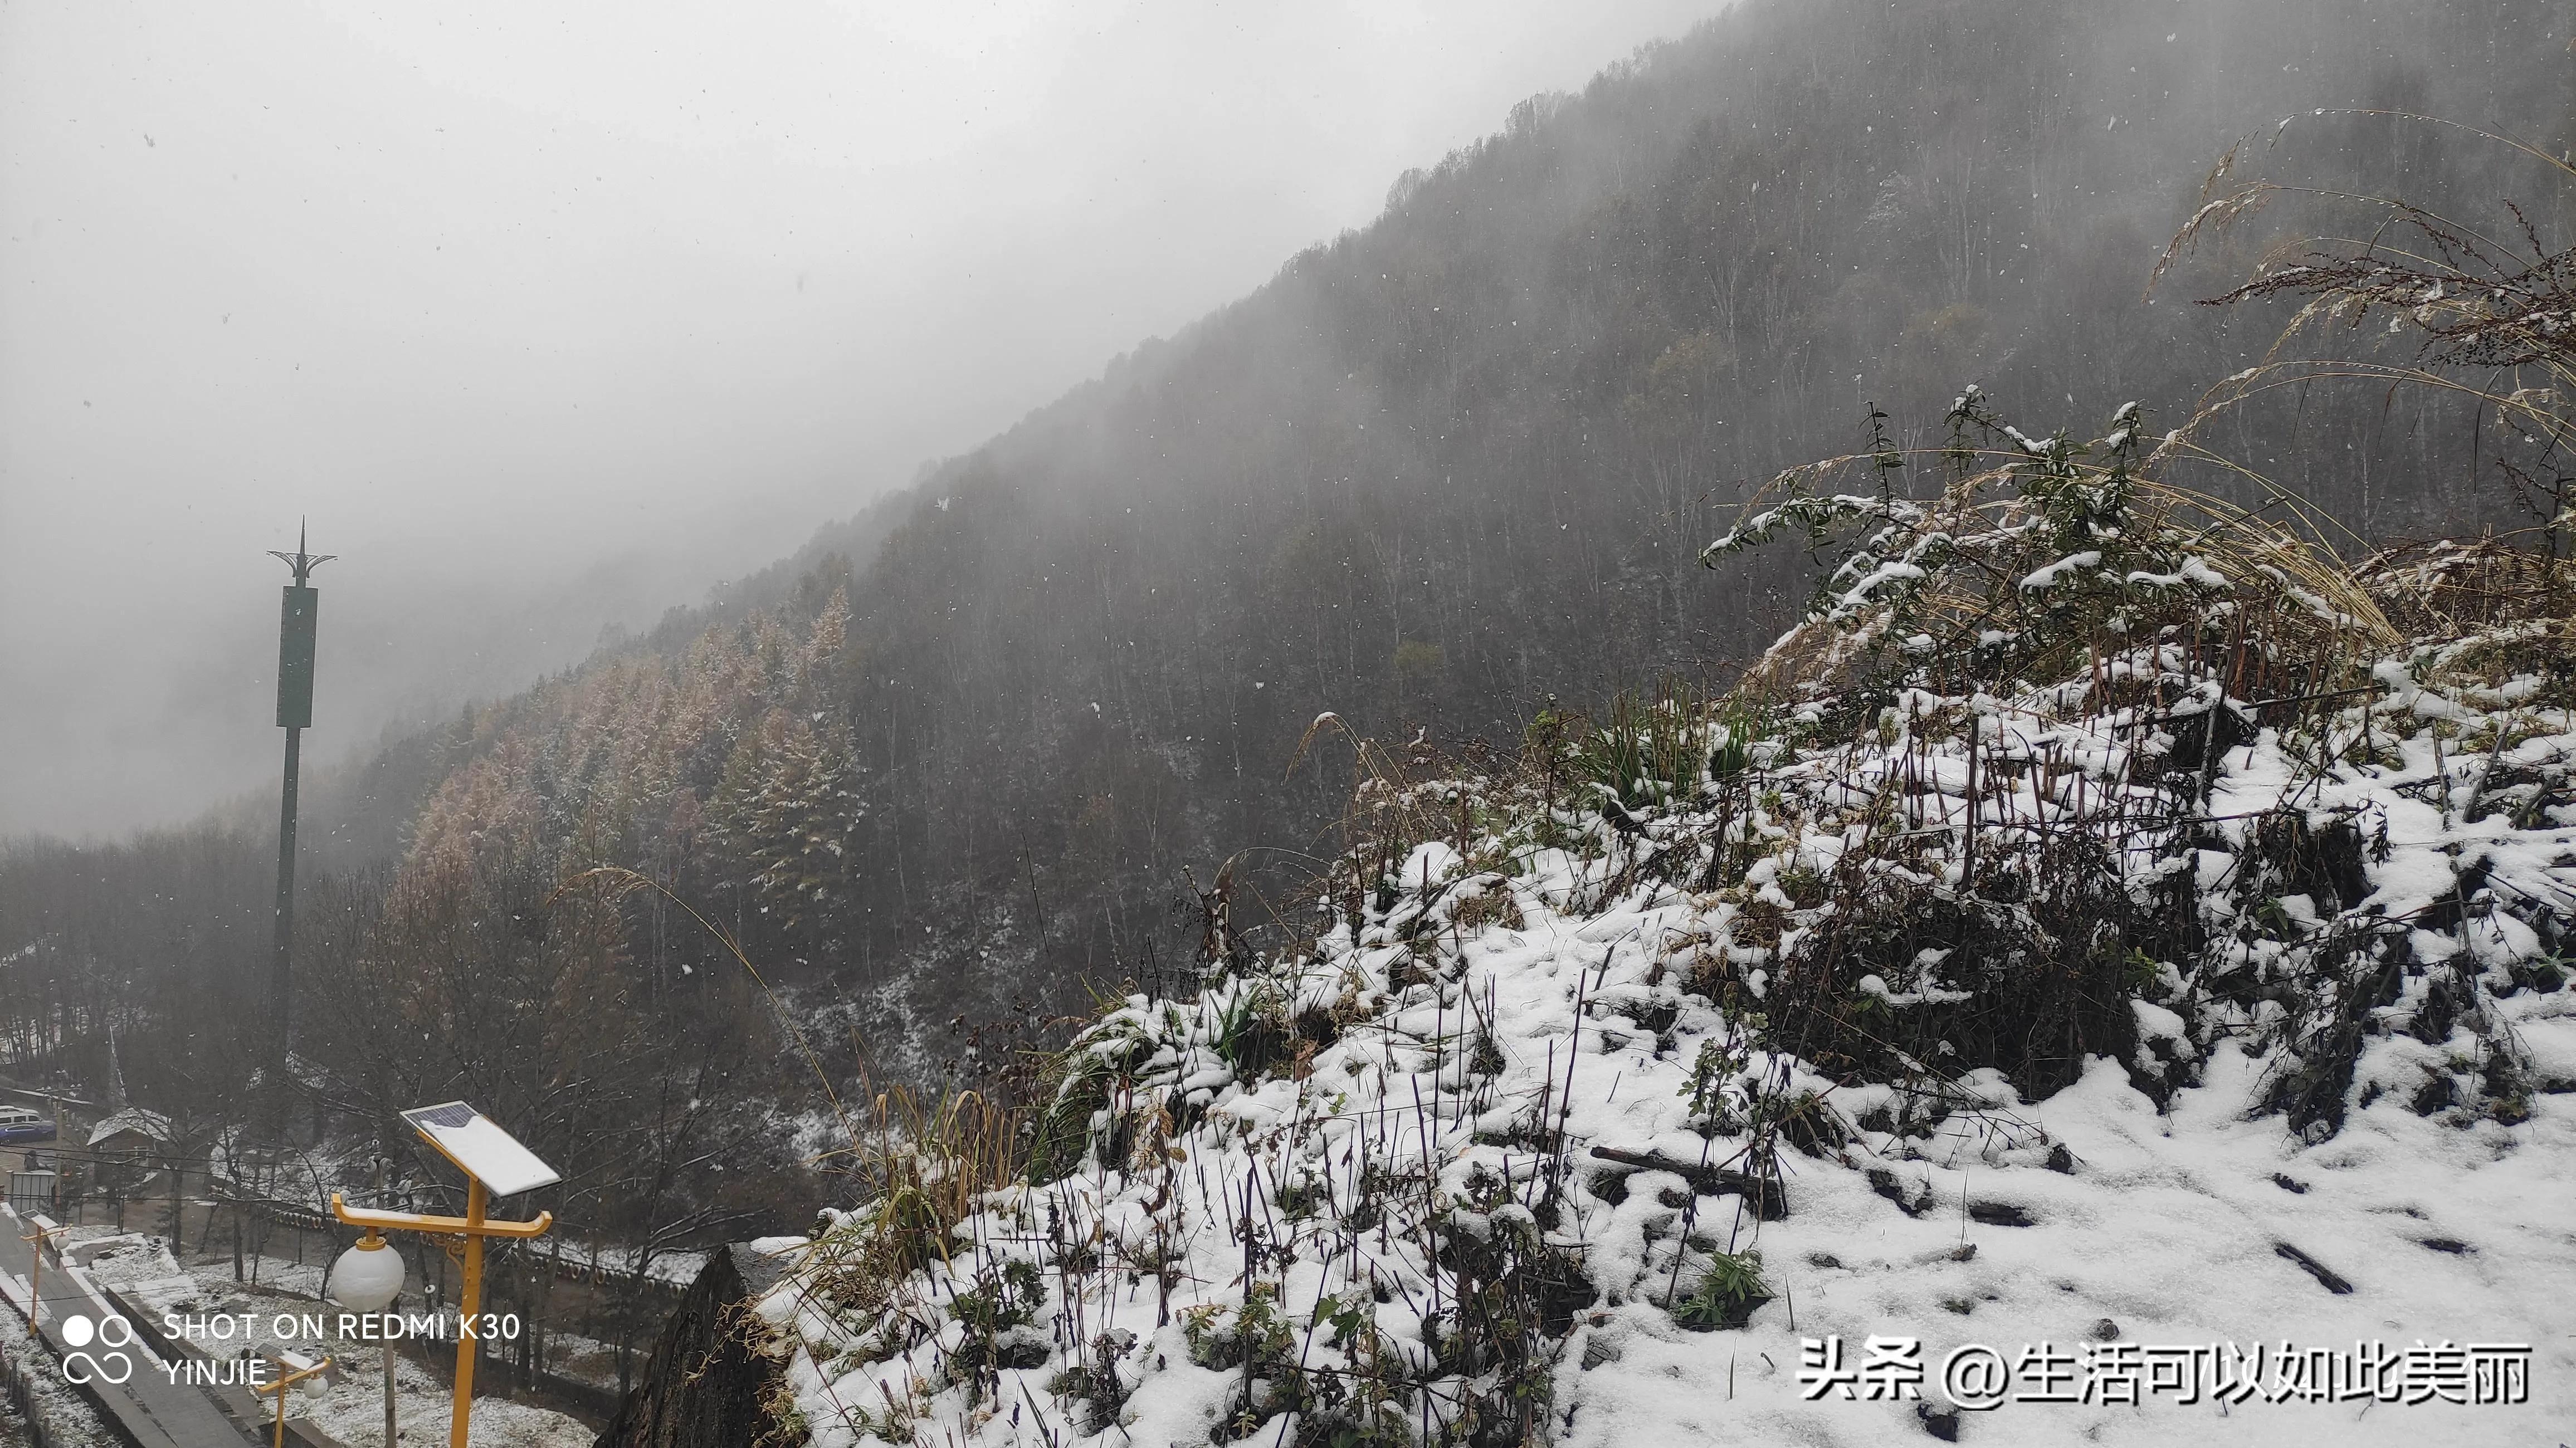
[
  {"left": 2159, "top": 114, "right": 2573, "bottom": 467},
  {"left": 1709, "top": 388, "right": 2397, "bottom": 732},
  {"left": 2158, "top": 112, "right": 2574, "bottom": 539},
  {"left": 2360, "top": 537, "right": 2572, "bottom": 632},
  {"left": 804, "top": 1085, "right": 1025, "bottom": 1316}
]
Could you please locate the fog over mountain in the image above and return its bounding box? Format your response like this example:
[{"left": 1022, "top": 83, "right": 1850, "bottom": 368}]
[
  {"left": 13, "top": 0, "right": 2568, "bottom": 1019},
  {"left": 0, "top": 0, "right": 1716, "bottom": 840},
  {"left": 14, "top": 0, "right": 2554, "bottom": 1001},
  {"left": 4, "top": 5, "right": 2573, "bottom": 1437}
]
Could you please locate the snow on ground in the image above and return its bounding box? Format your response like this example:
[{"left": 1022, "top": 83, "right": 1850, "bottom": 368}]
[
  {"left": 752, "top": 860, "right": 2576, "bottom": 1444},
  {"left": 750, "top": 576, "right": 2576, "bottom": 1445},
  {"left": 298, "top": 1343, "right": 594, "bottom": 1448},
  {"left": 555, "top": 1236, "right": 709, "bottom": 1290},
  {"left": 167, "top": 1249, "right": 331, "bottom": 1302},
  {"left": 530, "top": 1325, "right": 628, "bottom": 1394},
  {"left": 71, "top": 1229, "right": 226, "bottom": 1312},
  {"left": 1552, "top": 1033, "right": 2576, "bottom": 1446},
  {"left": 183, "top": 1273, "right": 593, "bottom": 1448}
]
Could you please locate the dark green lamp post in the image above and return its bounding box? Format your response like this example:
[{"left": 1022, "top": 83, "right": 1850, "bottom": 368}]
[{"left": 267, "top": 525, "right": 334, "bottom": 1056}]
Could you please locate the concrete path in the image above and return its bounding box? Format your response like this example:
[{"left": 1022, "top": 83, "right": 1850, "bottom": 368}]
[{"left": 1, "top": 1204, "right": 255, "bottom": 1448}]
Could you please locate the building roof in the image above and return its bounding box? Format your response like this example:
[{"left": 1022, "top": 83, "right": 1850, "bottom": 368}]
[{"left": 86, "top": 1107, "right": 172, "bottom": 1148}]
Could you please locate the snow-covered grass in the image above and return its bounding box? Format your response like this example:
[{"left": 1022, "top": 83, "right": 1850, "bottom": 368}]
[
  {"left": 754, "top": 866, "right": 2574, "bottom": 1445},
  {"left": 0, "top": 1306, "right": 118, "bottom": 1448},
  {"left": 749, "top": 403, "right": 2576, "bottom": 1445}
]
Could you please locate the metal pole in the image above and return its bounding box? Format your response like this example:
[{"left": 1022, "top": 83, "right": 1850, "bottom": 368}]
[
  {"left": 271, "top": 725, "right": 300, "bottom": 1055},
  {"left": 265, "top": 526, "right": 333, "bottom": 1062},
  {"left": 19, "top": 1224, "right": 67, "bottom": 1329},
  {"left": 264, "top": 1358, "right": 330, "bottom": 1448},
  {"left": 450, "top": 1178, "right": 487, "bottom": 1448},
  {"left": 377, "top": 1158, "right": 397, "bottom": 1448}
]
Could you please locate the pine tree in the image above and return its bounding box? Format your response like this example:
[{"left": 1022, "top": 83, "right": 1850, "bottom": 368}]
[{"left": 713, "top": 707, "right": 867, "bottom": 936}]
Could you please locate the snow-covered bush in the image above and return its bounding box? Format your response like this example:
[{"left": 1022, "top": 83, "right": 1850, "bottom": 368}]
[
  {"left": 749, "top": 129, "right": 2576, "bottom": 1445},
  {"left": 747, "top": 394, "right": 2576, "bottom": 1442}
]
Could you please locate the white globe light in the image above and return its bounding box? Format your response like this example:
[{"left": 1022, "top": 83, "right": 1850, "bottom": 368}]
[{"left": 330, "top": 1238, "right": 406, "bottom": 1314}]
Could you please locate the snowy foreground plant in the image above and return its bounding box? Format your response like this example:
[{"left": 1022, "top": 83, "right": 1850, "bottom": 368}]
[{"left": 748, "top": 407, "right": 2576, "bottom": 1445}]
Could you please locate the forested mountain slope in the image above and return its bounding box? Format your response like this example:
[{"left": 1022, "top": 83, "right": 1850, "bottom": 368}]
[
  {"left": 7, "top": 0, "right": 2569, "bottom": 1103},
  {"left": 753, "top": 142, "right": 2576, "bottom": 1444},
  {"left": 546, "top": 0, "right": 2564, "bottom": 1039}
]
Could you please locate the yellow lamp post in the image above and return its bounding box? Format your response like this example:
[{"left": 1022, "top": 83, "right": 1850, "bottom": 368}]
[
  {"left": 18, "top": 1222, "right": 70, "bottom": 1329},
  {"left": 257, "top": 1354, "right": 334, "bottom": 1448},
  {"left": 331, "top": 1103, "right": 558, "bottom": 1448}
]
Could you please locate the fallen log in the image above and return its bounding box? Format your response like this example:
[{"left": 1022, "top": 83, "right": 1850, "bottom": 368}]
[{"left": 1585, "top": 1146, "right": 1787, "bottom": 1220}]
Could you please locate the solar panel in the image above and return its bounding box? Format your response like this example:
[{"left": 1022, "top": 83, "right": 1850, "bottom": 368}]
[{"left": 401, "top": 1102, "right": 562, "bottom": 1197}]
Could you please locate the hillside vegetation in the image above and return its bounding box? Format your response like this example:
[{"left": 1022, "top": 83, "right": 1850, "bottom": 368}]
[
  {"left": 750, "top": 131, "right": 2576, "bottom": 1445},
  {"left": 157, "top": 0, "right": 2574, "bottom": 1026},
  {"left": 2, "top": 0, "right": 2570, "bottom": 1335}
]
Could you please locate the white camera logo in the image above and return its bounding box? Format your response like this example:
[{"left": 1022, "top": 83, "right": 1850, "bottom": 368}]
[{"left": 59, "top": 1313, "right": 136, "bottom": 1385}]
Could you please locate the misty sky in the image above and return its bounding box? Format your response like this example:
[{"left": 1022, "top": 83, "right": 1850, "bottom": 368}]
[{"left": 0, "top": 0, "right": 1718, "bottom": 841}]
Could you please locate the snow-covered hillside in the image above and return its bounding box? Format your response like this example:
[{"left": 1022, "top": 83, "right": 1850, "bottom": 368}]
[{"left": 749, "top": 409, "right": 2576, "bottom": 1445}]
